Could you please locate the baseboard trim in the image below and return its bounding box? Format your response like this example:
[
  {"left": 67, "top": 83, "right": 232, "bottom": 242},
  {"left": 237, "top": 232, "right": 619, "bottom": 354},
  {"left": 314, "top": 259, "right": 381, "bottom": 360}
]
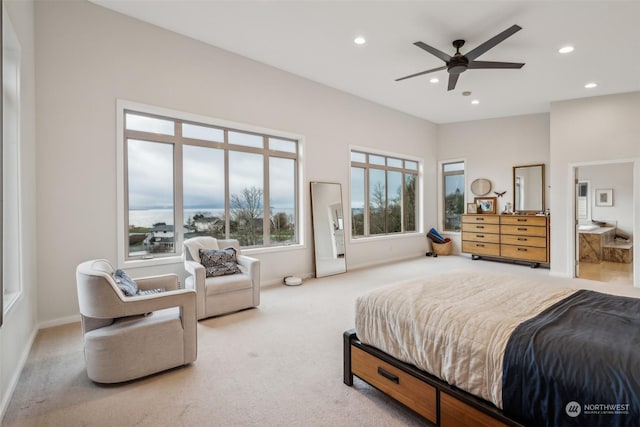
[
  {"left": 0, "top": 327, "right": 38, "bottom": 422},
  {"left": 38, "top": 314, "right": 81, "bottom": 330}
]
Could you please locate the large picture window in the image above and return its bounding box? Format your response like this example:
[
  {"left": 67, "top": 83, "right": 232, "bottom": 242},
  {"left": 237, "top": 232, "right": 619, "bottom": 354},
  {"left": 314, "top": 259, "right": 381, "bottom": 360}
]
[
  {"left": 120, "top": 105, "right": 300, "bottom": 262},
  {"left": 443, "top": 161, "right": 465, "bottom": 231},
  {"left": 350, "top": 149, "right": 420, "bottom": 238}
]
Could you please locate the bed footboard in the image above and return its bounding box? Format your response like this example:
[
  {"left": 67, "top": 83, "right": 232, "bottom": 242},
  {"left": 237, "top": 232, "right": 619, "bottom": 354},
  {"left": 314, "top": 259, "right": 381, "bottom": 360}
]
[{"left": 343, "top": 329, "right": 523, "bottom": 427}]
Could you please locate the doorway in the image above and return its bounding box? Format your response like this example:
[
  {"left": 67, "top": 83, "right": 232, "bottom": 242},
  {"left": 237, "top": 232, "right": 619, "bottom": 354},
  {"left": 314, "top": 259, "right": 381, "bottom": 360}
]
[{"left": 574, "top": 162, "right": 634, "bottom": 285}]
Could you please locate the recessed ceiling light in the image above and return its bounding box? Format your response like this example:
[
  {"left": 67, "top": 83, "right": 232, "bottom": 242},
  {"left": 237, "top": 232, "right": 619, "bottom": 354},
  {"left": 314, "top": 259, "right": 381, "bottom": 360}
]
[
  {"left": 354, "top": 36, "right": 366, "bottom": 45},
  {"left": 429, "top": 77, "right": 439, "bottom": 84},
  {"left": 471, "top": 99, "right": 480, "bottom": 105},
  {"left": 584, "top": 82, "right": 598, "bottom": 89},
  {"left": 558, "top": 45, "right": 574, "bottom": 54}
]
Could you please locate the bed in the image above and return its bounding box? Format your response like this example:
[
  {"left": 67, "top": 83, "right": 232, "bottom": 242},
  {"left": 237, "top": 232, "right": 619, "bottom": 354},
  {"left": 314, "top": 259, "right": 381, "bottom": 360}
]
[{"left": 343, "top": 270, "right": 640, "bottom": 426}]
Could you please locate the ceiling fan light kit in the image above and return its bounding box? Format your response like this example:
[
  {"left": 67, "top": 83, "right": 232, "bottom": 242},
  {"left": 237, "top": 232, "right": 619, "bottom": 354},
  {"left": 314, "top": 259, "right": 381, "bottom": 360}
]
[{"left": 396, "top": 24, "right": 525, "bottom": 91}]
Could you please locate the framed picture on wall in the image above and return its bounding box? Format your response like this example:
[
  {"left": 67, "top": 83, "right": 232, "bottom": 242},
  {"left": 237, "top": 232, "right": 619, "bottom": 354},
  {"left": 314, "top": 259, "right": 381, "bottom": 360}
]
[
  {"left": 595, "top": 188, "right": 613, "bottom": 207},
  {"left": 475, "top": 197, "right": 497, "bottom": 214},
  {"left": 467, "top": 203, "right": 477, "bottom": 214}
]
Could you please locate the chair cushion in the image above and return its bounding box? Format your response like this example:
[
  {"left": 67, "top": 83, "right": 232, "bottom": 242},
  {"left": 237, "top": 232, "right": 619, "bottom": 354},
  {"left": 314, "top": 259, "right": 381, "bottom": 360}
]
[
  {"left": 184, "top": 236, "right": 219, "bottom": 262},
  {"left": 199, "top": 248, "right": 241, "bottom": 278},
  {"left": 205, "top": 273, "right": 252, "bottom": 295}
]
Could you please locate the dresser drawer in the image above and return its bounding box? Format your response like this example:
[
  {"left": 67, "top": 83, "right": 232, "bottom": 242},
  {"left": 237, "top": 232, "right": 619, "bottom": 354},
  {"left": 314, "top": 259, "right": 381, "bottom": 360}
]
[
  {"left": 352, "top": 346, "right": 437, "bottom": 423},
  {"left": 462, "top": 215, "right": 500, "bottom": 225},
  {"left": 462, "top": 241, "right": 500, "bottom": 257},
  {"left": 500, "top": 234, "right": 547, "bottom": 248},
  {"left": 501, "top": 245, "right": 548, "bottom": 262},
  {"left": 500, "top": 215, "right": 547, "bottom": 226},
  {"left": 463, "top": 232, "right": 500, "bottom": 244},
  {"left": 500, "top": 225, "right": 546, "bottom": 237},
  {"left": 462, "top": 223, "right": 500, "bottom": 234}
]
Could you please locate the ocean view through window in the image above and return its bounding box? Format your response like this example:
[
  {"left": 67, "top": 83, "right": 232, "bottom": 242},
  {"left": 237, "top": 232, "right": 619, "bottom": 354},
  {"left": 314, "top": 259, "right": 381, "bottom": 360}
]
[{"left": 120, "top": 103, "right": 302, "bottom": 261}]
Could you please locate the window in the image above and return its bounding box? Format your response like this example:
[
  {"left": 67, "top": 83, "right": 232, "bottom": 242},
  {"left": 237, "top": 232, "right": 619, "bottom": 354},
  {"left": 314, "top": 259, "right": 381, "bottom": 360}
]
[
  {"left": 3, "top": 9, "right": 22, "bottom": 317},
  {"left": 350, "top": 149, "right": 420, "bottom": 238},
  {"left": 120, "top": 104, "right": 301, "bottom": 262},
  {"left": 442, "top": 161, "right": 465, "bottom": 231}
]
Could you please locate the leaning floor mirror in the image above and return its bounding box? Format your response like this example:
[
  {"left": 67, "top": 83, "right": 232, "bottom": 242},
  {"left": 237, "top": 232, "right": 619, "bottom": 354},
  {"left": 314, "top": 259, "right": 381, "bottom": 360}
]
[{"left": 310, "top": 182, "right": 346, "bottom": 278}]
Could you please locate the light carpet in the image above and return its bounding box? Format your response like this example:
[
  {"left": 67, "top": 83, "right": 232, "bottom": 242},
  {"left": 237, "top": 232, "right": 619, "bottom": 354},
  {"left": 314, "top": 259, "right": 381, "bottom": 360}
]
[{"left": 3, "top": 255, "right": 638, "bottom": 426}]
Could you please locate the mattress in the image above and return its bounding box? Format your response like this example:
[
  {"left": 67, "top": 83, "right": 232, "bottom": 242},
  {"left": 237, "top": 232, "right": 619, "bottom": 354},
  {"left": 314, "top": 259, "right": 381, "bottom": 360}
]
[{"left": 354, "top": 270, "right": 576, "bottom": 408}]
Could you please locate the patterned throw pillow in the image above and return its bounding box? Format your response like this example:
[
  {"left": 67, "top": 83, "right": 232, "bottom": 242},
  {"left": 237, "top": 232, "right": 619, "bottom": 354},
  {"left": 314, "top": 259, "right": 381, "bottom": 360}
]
[
  {"left": 199, "top": 247, "right": 242, "bottom": 278},
  {"left": 113, "top": 269, "right": 138, "bottom": 296}
]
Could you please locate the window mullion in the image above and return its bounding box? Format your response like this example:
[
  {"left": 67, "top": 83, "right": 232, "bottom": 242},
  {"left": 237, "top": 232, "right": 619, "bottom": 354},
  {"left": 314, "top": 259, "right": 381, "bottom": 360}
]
[
  {"left": 263, "top": 137, "right": 270, "bottom": 246},
  {"left": 174, "top": 122, "right": 184, "bottom": 255}
]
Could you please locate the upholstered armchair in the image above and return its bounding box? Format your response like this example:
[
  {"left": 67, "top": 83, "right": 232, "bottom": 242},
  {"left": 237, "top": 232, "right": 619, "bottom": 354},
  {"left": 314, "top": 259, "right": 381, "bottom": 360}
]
[
  {"left": 183, "top": 237, "right": 260, "bottom": 320},
  {"left": 76, "top": 260, "right": 197, "bottom": 383}
]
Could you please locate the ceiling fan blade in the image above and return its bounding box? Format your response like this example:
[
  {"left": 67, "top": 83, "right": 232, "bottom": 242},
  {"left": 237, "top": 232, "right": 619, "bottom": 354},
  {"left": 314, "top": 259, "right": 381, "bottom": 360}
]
[
  {"left": 395, "top": 65, "right": 447, "bottom": 82},
  {"left": 465, "top": 25, "right": 522, "bottom": 62},
  {"left": 468, "top": 60, "right": 525, "bottom": 69},
  {"left": 447, "top": 74, "right": 459, "bottom": 91},
  {"left": 414, "top": 41, "right": 452, "bottom": 63}
]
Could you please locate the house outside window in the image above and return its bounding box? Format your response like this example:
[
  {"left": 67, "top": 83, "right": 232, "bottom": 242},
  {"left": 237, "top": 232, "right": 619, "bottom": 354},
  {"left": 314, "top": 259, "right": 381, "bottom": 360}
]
[
  {"left": 443, "top": 161, "right": 465, "bottom": 231},
  {"left": 350, "top": 149, "right": 420, "bottom": 238},
  {"left": 119, "top": 103, "right": 301, "bottom": 262}
]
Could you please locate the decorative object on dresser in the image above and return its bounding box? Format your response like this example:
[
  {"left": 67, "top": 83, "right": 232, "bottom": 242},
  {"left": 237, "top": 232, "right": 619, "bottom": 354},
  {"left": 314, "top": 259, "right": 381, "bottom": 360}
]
[
  {"left": 462, "top": 214, "right": 550, "bottom": 268},
  {"left": 466, "top": 202, "right": 477, "bottom": 214},
  {"left": 474, "top": 196, "right": 497, "bottom": 214},
  {"left": 470, "top": 178, "right": 492, "bottom": 196},
  {"left": 513, "top": 163, "right": 544, "bottom": 213}
]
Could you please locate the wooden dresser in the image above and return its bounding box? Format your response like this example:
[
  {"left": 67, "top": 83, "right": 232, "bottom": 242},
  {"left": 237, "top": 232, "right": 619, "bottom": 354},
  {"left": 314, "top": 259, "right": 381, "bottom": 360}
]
[{"left": 462, "top": 214, "right": 550, "bottom": 267}]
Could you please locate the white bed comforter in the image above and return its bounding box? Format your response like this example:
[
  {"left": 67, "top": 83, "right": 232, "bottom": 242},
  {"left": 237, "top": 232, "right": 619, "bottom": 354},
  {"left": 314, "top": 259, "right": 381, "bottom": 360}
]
[{"left": 355, "top": 270, "right": 576, "bottom": 408}]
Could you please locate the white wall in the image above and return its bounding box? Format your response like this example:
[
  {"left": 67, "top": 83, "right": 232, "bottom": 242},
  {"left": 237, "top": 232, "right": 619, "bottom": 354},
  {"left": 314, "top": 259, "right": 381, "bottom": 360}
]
[
  {"left": 34, "top": 1, "right": 437, "bottom": 325},
  {"left": 0, "top": 0, "right": 37, "bottom": 420},
  {"left": 549, "top": 92, "right": 640, "bottom": 283},
  {"left": 437, "top": 113, "right": 550, "bottom": 253}
]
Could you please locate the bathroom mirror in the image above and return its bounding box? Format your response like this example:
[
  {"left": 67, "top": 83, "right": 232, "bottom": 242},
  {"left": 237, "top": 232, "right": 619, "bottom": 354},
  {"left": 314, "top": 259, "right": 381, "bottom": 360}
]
[
  {"left": 513, "top": 164, "right": 545, "bottom": 213},
  {"left": 310, "top": 182, "right": 346, "bottom": 278}
]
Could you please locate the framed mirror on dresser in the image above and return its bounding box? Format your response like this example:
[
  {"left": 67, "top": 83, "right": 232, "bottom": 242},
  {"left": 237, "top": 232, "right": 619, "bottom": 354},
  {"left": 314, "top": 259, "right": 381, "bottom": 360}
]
[{"left": 513, "top": 163, "right": 545, "bottom": 213}]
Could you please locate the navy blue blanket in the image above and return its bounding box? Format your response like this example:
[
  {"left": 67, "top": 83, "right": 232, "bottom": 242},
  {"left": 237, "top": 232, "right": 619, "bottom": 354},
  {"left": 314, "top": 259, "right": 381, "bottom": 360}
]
[{"left": 502, "top": 289, "right": 640, "bottom": 427}]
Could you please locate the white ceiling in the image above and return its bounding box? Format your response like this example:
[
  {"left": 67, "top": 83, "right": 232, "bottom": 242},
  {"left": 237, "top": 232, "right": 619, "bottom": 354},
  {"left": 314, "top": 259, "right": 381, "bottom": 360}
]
[{"left": 91, "top": 0, "right": 640, "bottom": 124}]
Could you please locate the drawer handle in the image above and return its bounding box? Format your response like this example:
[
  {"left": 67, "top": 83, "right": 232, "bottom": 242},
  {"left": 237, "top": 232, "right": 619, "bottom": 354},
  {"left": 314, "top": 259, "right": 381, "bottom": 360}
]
[
  {"left": 517, "top": 237, "right": 528, "bottom": 241},
  {"left": 475, "top": 217, "right": 485, "bottom": 221},
  {"left": 477, "top": 244, "right": 485, "bottom": 247},
  {"left": 517, "top": 248, "right": 528, "bottom": 252},
  {"left": 377, "top": 367, "right": 399, "bottom": 384},
  {"left": 517, "top": 227, "right": 528, "bottom": 231},
  {"left": 476, "top": 234, "right": 485, "bottom": 238},
  {"left": 517, "top": 218, "right": 527, "bottom": 222},
  {"left": 476, "top": 225, "right": 485, "bottom": 229}
]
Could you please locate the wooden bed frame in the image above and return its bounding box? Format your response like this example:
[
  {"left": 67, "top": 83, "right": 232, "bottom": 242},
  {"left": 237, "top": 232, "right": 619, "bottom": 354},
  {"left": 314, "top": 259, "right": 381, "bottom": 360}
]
[{"left": 343, "top": 329, "right": 525, "bottom": 427}]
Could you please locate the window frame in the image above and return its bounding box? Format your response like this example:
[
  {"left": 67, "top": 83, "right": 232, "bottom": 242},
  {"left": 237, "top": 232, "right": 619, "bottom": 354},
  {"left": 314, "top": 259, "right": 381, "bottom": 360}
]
[
  {"left": 117, "top": 100, "right": 305, "bottom": 268},
  {"left": 440, "top": 159, "right": 466, "bottom": 233},
  {"left": 349, "top": 146, "right": 422, "bottom": 240}
]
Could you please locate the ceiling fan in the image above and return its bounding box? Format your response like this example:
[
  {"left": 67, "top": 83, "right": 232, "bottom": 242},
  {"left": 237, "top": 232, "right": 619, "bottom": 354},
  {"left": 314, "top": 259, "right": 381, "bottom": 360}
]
[{"left": 396, "top": 24, "right": 525, "bottom": 91}]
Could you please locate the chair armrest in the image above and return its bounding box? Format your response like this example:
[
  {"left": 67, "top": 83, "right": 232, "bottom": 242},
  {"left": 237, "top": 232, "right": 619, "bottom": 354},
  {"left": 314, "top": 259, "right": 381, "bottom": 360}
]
[
  {"left": 136, "top": 274, "right": 180, "bottom": 291},
  {"left": 117, "top": 288, "right": 196, "bottom": 318},
  {"left": 237, "top": 255, "right": 260, "bottom": 306},
  {"left": 184, "top": 260, "right": 206, "bottom": 292},
  {"left": 237, "top": 254, "right": 259, "bottom": 275}
]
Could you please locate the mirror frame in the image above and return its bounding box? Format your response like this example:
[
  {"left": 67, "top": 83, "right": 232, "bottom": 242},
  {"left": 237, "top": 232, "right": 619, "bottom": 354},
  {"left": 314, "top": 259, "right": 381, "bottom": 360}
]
[
  {"left": 310, "top": 182, "right": 347, "bottom": 278},
  {"left": 512, "top": 163, "right": 545, "bottom": 213}
]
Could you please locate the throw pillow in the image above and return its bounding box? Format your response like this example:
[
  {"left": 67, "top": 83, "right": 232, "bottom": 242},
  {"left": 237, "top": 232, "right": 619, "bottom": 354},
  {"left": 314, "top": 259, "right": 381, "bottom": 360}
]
[
  {"left": 113, "top": 269, "right": 138, "bottom": 296},
  {"left": 199, "top": 247, "right": 242, "bottom": 278}
]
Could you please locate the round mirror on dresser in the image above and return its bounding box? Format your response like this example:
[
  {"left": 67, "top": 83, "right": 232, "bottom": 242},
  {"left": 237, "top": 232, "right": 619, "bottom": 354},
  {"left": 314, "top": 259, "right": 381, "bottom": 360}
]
[{"left": 470, "top": 178, "right": 492, "bottom": 196}]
